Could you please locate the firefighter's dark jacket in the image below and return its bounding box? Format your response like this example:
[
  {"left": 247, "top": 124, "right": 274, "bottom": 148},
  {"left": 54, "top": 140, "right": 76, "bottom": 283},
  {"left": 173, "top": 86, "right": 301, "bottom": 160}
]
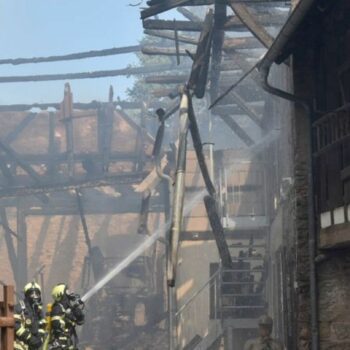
[
  {"left": 14, "top": 299, "right": 46, "bottom": 346},
  {"left": 51, "top": 297, "right": 85, "bottom": 339}
]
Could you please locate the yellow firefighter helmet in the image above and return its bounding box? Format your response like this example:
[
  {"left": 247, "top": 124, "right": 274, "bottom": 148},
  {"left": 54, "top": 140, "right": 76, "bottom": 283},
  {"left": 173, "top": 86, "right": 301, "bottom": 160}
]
[
  {"left": 24, "top": 281, "right": 41, "bottom": 295},
  {"left": 51, "top": 284, "right": 67, "bottom": 301}
]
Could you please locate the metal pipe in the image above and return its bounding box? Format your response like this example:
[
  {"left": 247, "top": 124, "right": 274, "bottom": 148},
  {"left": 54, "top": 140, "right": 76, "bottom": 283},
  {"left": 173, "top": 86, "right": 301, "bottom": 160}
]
[
  {"left": 167, "top": 92, "right": 190, "bottom": 287},
  {"left": 153, "top": 108, "right": 177, "bottom": 350},
  {"left": 259, "top": 63, "right": 319, "bottom": 350}
]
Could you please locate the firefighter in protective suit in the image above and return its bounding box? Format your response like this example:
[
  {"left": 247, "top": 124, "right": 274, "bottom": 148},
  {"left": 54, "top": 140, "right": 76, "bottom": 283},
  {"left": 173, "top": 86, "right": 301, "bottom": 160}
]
[
  {"left": 14, "top": 282, "right": 47, "bottom": 350},
  {"left": 244, "top": 315, "right": 283, "bottom": 350},
  {"left": 49, "top": 284, "right": 85, "bottom": 350}
]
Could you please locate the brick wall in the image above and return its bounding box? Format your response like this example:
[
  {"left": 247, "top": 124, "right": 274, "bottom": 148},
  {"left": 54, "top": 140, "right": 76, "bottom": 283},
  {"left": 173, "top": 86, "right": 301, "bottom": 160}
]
[{"left": 318, "top": 254, "right": 350, "bottom": 349}]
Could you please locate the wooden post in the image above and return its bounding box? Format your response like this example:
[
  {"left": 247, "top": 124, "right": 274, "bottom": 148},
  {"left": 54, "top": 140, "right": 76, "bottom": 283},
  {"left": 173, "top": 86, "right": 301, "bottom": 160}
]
[
  {"left": 16, "top": 201, "right": 27, "bottom": 289},
  {"left": 103, "top": 86, "right": 115, "bottom": 172},
  {"left": 48, "top": 111, "right": 57, "bottom": 177},
  {"left": 135, "top": 101, "right": 147, "bottom": 172},
  {"left": 0, "top": 209, "right": 18, "bottom": 282},
  {"left": 61, "top": 83, "right": 74, "bottom": 178},
  {"left": 0, "top": 285, "right": 15, "bottom": 350}
]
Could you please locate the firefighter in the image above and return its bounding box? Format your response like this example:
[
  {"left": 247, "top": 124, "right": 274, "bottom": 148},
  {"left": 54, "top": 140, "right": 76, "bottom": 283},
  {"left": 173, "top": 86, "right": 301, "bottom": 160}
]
[
  {"left": 244, "top": 315, "right": 283, "bottom": 350},
  {"left": 14, "top": 282, "right": 47, "bottom": 350},
  {"left": 49, "top": 284, "right": 85, "bottom": 350}
]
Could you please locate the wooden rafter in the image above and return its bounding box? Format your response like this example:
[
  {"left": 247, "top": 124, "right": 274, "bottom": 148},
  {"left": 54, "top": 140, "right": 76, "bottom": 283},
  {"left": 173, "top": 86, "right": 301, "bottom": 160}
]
[
  {"left": 143, "top": 14, "right": 284, "bottom": 32},
  {"left": 0, "top": 172, "right": 147, "bottom": 198},
  {"left": 177, "top": 7, "right": 202, "bottom": 22},
  {"left": 210, "top": 0, "right": 227, "bottom": 102},
  {"left": 230, "top": 91, "right": 263, "bottom": 127},
  {"left": 4, "top": 113, "right": 37, "bottom": 145},
  {"left": 219, "top": 115, "right": 254, "bottom": 146},
  {"left": 145, "top": 29, "right": 262, "bottom": 50},
  {"left": 141, "top": 0, "right": 216, "bottom": 19},
  {"left": 229, "top": 0, "right": 274, "bottom": 48}
]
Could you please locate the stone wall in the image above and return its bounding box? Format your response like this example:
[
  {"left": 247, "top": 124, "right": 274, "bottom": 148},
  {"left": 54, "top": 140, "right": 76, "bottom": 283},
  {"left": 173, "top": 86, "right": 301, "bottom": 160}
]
[{"left": 318, "top": 254, "right": 350, "bottom": 349}]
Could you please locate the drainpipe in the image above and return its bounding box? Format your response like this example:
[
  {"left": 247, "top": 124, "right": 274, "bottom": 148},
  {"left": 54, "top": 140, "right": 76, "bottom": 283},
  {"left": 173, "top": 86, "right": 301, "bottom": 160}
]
[{"left": 258, "top": 64, "right": 319, "bottom": 350}]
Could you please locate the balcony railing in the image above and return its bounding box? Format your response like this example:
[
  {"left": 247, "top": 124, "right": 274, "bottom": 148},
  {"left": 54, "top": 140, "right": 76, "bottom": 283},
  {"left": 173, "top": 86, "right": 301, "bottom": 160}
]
[{"left": 313, "top": 109, "right": 350, "bottom": 154}]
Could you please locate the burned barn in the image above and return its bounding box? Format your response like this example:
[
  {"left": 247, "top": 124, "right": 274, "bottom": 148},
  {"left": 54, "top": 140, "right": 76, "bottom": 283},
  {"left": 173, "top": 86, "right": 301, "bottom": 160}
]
[{"left": 1, "top": 0, "right": 350, "bottom": 349}]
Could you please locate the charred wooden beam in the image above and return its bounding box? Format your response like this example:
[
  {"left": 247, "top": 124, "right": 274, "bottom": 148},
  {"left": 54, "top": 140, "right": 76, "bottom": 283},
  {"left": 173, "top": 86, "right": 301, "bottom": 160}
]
[
  {"left": 141, "top": 0, "right": 216, "bottom": 19},
  {"left": 204, "top": 195, "right": 233, "bottom": 268},
  {"left": 188, "top": 10, "right": 214, "bottom": 98},
  {"left": 47, "top": 112, "right": 57, "bottom": 177},
  {"left": 142, "top": 45, "right": 264, "bottom": 58},
  {"left": 219, "top": 115, "right": 254, "bottom": 146},
  {"left": 0, "top": 172, "right": 147, "bottom": 198},
  {"left": 143, "top": 15, "right": 284, "bottom": 32},
  {"left": 151, "top": 87, "right": 182, "bottom": 98},
  {"left": 213, "top": 102, "right": 264, "bottom": 116},
  {"left": 218, "top": 84, "right": 265, "bottom": 102},
  {"left": 229, "top": 1, "right": 274, "bottom": 48},
  {"left": 146, "top": 0, "right": 215, "bottom": 5},
  {"left": 151, "top": 81, "right": 262, "bottom": 100},
  {"left": 210, "top": 59, "right": 261, "bottom": 108},
  {"left": 4, "top": 113, "right": 37, "bottom": 145},
  {"left": 102, "top": 87, "right": 115, "bottom": 172},
  {"left": 75, "top": 189, "right": 94, "bottom": 262},
  {"left": 0, "top": 46, "right": 141, "bottom": 66},
  {"left": 145, "top": 73, "right": 248, "bottom": 85},
  {"left": 16, "top": 203, "right": 28, "bottom": 288},
  {"left": 0, "top": 141, "right": 49, "bottom": 202},
  {"left": 0, "top": 64, "right": 182, "bottom": 84},
  {"left": 0, "top": 208, "right": 18, "bottom": 281},
  {"left": 219, "top": 60, "right": 249, "bottom": 71},
  {"left": 174, "top": 20, "right": 181, "bottom": 65},
  {"left": 152, "top": 111, "right": 166, "bottom": 159},
  {"left": 146, "top": 75, "right": 189, "bottom": 84},
  {"left": 25, "top": 193, "right": 165, "bottom": 216},
  {"left": 188, "top": 98, "right": 216, "bottom": 196},
  {"left": 0, "top": 151, "right": 143, "bottom": 164},
  {"left": 142, "top": 46, "right": 194, "bottom": 57},
  {"left": 135, "top": 102, "right": 147, "bottom": 172},
  {"left": 144, "top": 29, "right": 198, "bottom": 45},
  {"left": 0, "top": 162, "right": 14, "bottom": 185},
  {"left": 230, "top": 91, "right": 263, "bottom": 128},
  {"left": 116, "top": 109, "right": 155, "bottom": 144},
  {"left": 137, "top": 190, "right": 151, "bottom": 235},
  {"left": 210, "top": 0, "right": 227, "bottom": 102},
  {"left": 62, "top": 84, "right": 75, "bottom": 178},
  {"left": 0, "top": 99, "right": 170, "bottom": 112},
  {"left": 145, "top": 29, "right": 262, "bottom": 50},
  {"left": 223, "top": 36, "right": 263, "bottom": 50},
  {"left": 177, "top": 7, "right": 202, "bottom": 22}
]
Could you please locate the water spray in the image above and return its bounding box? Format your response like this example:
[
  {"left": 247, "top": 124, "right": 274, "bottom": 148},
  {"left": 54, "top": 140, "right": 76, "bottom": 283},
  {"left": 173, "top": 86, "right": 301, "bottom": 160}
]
[
  {"left": 81, "top": 190, "right": 206, "bottom": 302},
  {"left": 81, "top": 128, "right": 279, "bottom": 302}
]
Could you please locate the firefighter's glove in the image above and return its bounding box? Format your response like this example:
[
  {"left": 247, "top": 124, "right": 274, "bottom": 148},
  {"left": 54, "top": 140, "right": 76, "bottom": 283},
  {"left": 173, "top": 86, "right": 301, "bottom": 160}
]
[
  {"left": 72, "top": 307, "right": 84, "bottom": 325},
  {"left": 28, "top": 335, "right": 43, "bottom": 348}
]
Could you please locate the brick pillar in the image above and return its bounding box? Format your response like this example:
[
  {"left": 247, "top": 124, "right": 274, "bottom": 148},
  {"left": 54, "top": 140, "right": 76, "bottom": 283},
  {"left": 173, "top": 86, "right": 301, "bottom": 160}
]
[{"left": 292, "top": 46, "right": 315, "bottom": 350}]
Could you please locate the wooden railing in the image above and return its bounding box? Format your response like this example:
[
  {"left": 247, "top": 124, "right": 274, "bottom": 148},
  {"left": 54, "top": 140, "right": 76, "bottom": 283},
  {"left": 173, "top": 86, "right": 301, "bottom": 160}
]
[
  {"left": 0, "top": 285, "right": 14, "bottom": 350},
  {"left": 313, "top": 109, "right": 350, "bottom": 154}
]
